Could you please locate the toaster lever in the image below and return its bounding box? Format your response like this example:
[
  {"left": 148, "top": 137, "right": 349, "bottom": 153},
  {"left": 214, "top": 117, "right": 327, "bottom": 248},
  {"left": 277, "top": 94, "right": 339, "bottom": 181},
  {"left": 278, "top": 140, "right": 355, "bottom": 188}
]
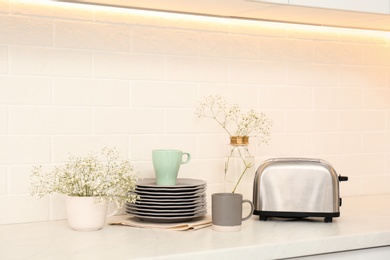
[{"left": 338, "top": 175, "right": 348, "bottom": 182}]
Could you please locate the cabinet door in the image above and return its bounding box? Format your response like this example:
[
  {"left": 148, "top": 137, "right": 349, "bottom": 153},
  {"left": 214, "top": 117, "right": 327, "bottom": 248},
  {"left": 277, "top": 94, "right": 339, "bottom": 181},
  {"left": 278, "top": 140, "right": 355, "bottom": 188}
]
[{"left": 289, "top": 0, "right": 390, "bottom": 14}]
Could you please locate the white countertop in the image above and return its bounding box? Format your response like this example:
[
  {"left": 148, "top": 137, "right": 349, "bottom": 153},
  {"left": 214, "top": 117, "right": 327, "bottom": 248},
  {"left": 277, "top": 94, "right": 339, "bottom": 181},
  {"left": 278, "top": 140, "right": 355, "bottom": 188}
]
[{"left": 1, "top": 194, "right": 390, "bottom": 260}]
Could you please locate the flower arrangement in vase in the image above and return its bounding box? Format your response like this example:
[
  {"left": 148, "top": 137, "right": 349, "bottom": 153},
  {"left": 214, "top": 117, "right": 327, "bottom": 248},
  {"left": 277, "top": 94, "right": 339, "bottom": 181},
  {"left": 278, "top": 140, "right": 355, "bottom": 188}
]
[
  {"left": 196, "top": 95, "right": 273, "bottom": 198},
  {"left": 30, "top": 147, "right": 140, "bottom": 231}
]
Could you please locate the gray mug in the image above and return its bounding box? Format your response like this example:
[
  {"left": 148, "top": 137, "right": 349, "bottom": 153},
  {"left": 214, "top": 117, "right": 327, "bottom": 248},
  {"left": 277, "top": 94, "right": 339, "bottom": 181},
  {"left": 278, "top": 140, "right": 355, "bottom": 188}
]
[{"left": 212, "top": 193, "right": 253, "bottom": 232}]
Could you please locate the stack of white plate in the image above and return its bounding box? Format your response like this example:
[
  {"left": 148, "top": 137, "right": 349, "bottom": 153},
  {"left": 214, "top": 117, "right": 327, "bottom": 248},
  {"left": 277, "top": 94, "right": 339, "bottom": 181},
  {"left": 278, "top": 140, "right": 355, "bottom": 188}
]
[{"left": 126, "top": 178, "right": 207, "bottom": 223}]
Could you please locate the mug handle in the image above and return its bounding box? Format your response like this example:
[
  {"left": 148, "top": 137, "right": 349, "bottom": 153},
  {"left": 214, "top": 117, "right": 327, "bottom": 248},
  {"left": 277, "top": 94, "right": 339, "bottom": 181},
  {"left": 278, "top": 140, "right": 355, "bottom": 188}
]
[
  {"left": 242, "top": 199, "right": 254, "bottom": 221},
  {"left": 181, "top": 153, "right": 191, "bottom": 164}
]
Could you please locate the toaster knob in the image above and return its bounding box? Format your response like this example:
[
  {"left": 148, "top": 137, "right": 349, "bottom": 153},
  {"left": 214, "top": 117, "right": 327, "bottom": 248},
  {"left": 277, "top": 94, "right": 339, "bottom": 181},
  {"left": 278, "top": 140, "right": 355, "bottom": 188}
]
[
  {"left": 338, "top": 175, "right": 348, "bottom": 182},
  {"left": 339, "top": 198, "right": 342, "bottom": 207}
]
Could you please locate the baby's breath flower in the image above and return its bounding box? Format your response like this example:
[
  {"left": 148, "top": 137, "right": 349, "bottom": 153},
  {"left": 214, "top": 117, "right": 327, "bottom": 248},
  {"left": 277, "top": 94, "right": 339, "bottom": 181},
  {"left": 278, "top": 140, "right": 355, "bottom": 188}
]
[
  {"left": 30, "top": 148, "right": 140, "bottom": 208},
  {"left": 195, "top": 95, "right": 273, "bottom": 143}
]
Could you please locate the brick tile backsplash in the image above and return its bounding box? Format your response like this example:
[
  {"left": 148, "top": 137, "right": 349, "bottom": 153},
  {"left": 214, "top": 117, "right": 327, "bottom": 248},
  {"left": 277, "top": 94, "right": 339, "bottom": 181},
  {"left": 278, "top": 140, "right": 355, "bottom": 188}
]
[
  {"left": 0, "top": 167, "right": 6, "bottom": 195},
  {"left": 338, "top": 110, "right": 386, "bottom": 131},
  {"left": 0, "top": 15, "right": 52, "bottom": 46},
  {"left": 54, "top": 21, "right": 131, "bottom": 51},
  {"left": 0, "top": 108, "right": 7, "bottom": 134},
  {"left": 230, "top": 60, "right": 286, "bottom": 85},
  {"left": 9, "top": 106, "right": 92, "bottom": 134},
  {"left": 311, "top": 132, "right": 362, "bottom": 155},
  {"left": 9, "top": 46, "right": 92, "bottom": 77},
  {"left": 313, "top": 41, "right": 364, "bottom": 65},
  {"left": 363, "top": 88, "right": 390, "bottom": 109},
  {"left": 285, "top": 110, "right": 338, "bottom": 132},
  {"left": 362, "top": 132, "right": 390, "bottom": 153},
  {"left": 258, "top": 37, "right": 313, "bottom": 62},
  {"left": 1, "top": 0, "right": 390, "bottom": 224},
  {"left": 51, "top": 135, "right": 129, "bottom": 163},
  {"left": 131, "top": 81, "right": 197, "bottom": 108},
  {"left": 53, "top": 78, "right": 129, "bottom": 106},
  {"left": 129, "top": 134, "right": 197, "bottom": 161},
  {"left": 0, "top": 76, "right": 51, "bottom": 104},
  {"left": 257, "top": 86, "right": 312, "bottom": 109},
  {"left": 199, "top": 33, "right": 259, "bottom": 59},
  {"left": 10, "top": 0, "right": 93, "bottom": 20},
  {"left": 339, "top": 66, "right": 387, "bottom": 87},
  {"left": 313, "top": 87, "right": 363, "bottom": 109},
  {"left": 165, "top": 56, "right": 228, "bottom": 82},
  {"left": 0, "top": 195, "right": 50, "bottom": 224},
  {"left": 92, "top": 107, "right": 164, "bottom": 134},
  {"left": 364, "top": 44, "right": 390, "bottom": 66},
  {"left": 286, "top": 62, "right": 338, "bottom": 86},
  {"left": 0, "top": 136, "right": 51, "bottom": 164},
  {"left": 0, "top": 45, "right": 7, "bottom": 73},
  {"left": 93, "top": 51, "right": 164, "bottom": 80},
  {"left": 132, "top": 27, "right": 198, "bottom": 55}
]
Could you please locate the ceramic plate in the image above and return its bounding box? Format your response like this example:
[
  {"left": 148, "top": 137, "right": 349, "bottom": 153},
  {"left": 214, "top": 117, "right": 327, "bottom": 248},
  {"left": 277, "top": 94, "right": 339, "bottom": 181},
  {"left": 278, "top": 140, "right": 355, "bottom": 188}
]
[
  {"left": 126, "top": 209, "right": 207, "bottom": 217},
  {"left": 135, "top": 187, "right": 206, "bottom": 194},
  {"left": 136, "top": 193, "right": 206, "bottom": 200},
  {"left": 136, "top": 196, "right": 206, "bottom": 205},
  {"left": 136, "top": 178, "right": 206, "bottom": 189},
  {"left": 129, "top": 213, "right": 207, "bottom": 223},
  {"left": 126, "top": 206, "right": 207, "bottom": 214},
  {"left": 129, "top": 202, "right": 206, "bottom": 209},
  {"left": 132, "top": 198, "right": 207, "bottom": 206},
  {"left": 135, "top": 189, "right": 206, "bottom": 197}
]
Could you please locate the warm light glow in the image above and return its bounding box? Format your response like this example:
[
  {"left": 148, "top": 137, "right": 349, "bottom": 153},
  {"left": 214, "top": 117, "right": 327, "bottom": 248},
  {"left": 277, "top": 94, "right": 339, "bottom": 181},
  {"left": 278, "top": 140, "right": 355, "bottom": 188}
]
[
  {"left": 15, "top": 0, "right": 390, "bottom": 39},
  {"left": 29, "top": 0, "right": 231, "bottom": 23}
]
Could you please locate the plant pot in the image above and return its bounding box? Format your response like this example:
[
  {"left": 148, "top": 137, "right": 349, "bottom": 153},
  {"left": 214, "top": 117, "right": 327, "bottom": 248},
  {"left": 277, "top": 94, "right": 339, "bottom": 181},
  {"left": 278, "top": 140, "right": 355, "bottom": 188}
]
[{"left": 65, "top": 196, "right": 108, "bottom": 231}]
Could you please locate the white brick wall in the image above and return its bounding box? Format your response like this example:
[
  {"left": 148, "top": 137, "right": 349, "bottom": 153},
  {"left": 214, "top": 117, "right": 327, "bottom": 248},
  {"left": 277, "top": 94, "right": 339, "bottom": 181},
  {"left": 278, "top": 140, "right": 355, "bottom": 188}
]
[{"left": 1, "top": 0, "right": 390, "bottom": 224}]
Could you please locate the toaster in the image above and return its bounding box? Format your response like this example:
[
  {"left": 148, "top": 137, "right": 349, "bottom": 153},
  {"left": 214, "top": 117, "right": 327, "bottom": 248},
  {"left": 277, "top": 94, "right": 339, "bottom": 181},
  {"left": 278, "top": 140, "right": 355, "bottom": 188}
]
[{"left": 253, "top": 158, "right": 348, "bottom": 223}]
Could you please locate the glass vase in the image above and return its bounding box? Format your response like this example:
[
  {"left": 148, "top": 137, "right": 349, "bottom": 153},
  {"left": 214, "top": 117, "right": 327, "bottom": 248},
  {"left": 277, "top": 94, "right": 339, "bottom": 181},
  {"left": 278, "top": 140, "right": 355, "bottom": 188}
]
[{"left": 224, "top": 136, "right": 255, "bottom": 201}]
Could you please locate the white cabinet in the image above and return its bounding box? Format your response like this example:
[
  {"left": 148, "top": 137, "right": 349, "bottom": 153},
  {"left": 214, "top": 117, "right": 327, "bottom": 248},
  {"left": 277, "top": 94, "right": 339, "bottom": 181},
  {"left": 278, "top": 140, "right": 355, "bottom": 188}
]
[
  {"left": 62, "top": 0, "right": 390, "bottom": 31},
  {"left": 289, "top": 0, "right": 390, "bottom": 14}
]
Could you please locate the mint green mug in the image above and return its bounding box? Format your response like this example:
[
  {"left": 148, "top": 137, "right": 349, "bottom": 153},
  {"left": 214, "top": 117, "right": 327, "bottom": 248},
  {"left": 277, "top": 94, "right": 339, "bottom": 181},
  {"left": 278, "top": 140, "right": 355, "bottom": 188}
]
[{"left": 152, "top": 149, "right": 191, "bottom": 186}]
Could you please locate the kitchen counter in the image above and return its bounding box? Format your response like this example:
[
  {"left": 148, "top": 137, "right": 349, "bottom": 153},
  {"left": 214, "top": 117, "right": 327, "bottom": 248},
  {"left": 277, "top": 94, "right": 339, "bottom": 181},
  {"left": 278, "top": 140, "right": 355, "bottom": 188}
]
[{"left": 1, "top": 194, "right": 390, "bottom": 260}]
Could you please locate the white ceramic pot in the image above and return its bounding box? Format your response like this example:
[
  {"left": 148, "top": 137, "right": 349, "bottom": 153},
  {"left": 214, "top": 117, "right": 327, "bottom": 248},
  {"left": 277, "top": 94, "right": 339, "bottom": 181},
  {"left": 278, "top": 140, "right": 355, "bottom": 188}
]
[{"left": 65, "top": 196, "right": 108, "bottom": 231}]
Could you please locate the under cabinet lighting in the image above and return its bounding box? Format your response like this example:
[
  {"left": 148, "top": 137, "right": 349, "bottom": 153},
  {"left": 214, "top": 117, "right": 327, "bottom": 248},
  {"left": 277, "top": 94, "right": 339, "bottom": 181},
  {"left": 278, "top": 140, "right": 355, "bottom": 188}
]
[{"left": 13, "top": 0, "right": 390, "bottom": 38}]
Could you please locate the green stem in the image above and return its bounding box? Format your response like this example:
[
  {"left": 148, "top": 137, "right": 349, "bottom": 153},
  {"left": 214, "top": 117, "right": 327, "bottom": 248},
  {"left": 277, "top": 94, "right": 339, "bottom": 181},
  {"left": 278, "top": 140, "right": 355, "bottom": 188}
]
[
  {"left": 232, "top": 165, "right": 250, "bottom": 193},
  {"left": 228, "top": 145, "right": 253, "bottom": 193}
]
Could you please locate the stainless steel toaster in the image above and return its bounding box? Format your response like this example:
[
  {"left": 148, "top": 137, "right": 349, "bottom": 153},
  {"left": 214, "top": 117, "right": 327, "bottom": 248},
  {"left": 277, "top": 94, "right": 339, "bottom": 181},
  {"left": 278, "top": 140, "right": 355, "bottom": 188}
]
[{"left": 253, "top": 158, "right": 348, "bottom": 223}]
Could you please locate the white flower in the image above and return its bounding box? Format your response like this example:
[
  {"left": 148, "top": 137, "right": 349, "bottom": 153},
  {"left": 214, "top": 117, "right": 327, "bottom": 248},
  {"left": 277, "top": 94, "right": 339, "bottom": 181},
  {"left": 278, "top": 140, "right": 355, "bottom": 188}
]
[
  {"left": 30, "top": 147, "right": 140, "bottom": 208},
  {"left": 195, "top": 95, "right": 273, "bottom": 143}
]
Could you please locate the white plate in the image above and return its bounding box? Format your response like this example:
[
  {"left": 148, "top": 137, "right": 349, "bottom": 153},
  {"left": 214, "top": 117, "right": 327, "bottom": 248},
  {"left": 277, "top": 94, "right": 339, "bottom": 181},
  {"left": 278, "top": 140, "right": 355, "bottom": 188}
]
[
  {"left": 129, "top": 202, "right": 206, "bottom": 209},
  {"left": 126, "top": 209, "right": 207, "bottom": 217},
  {"left": 136, "top": 186, "right": 206, "bottom": 193},
  {"left": 135, "top": 187, "right": 206, "bottom": 196},
  {"left": 134, "top": 187, "right": 206, "bottom": 195},
  {"left": 127, "top": 213, "right": 207, "bottom": 223},
  {"left": 136, "top": 193, "right": 206, "bottom": 200},
  {"left": 135, "top": 194, "right": 206, "bottom": 203},
  {"left": 131, "top": 198, "right": 207, "bottom": 206},
  {"left": 136, "top": 178, "right": 206, "bottom": 189},
  {"left": 126, "top": 206, "right": 207, "bottom": 214},
  {"left": 135, "top": 185, "right": 206, "bottom": 193}
]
